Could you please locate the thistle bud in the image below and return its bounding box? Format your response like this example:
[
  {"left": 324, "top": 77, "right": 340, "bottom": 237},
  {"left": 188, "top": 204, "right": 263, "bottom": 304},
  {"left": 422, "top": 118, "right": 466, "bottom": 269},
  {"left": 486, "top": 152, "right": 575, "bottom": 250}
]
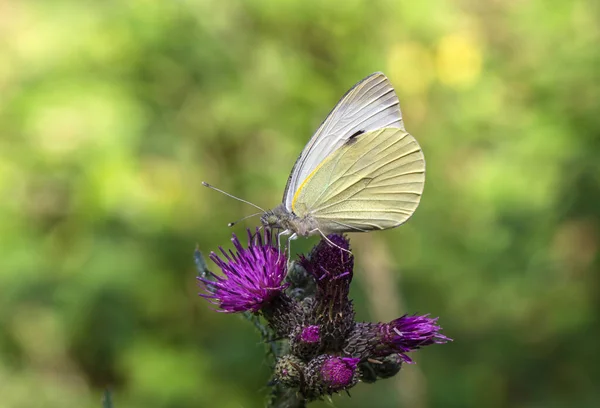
[{"left": 274, "top": 355, "right": 306, "bottom": 388}]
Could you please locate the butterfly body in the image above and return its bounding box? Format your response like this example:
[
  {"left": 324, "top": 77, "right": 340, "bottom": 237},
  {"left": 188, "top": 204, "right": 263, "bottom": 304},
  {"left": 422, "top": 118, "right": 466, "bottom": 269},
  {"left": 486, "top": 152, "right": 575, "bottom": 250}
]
[{"left": 261, "top": 204, "right": 320, "bottom": 237}]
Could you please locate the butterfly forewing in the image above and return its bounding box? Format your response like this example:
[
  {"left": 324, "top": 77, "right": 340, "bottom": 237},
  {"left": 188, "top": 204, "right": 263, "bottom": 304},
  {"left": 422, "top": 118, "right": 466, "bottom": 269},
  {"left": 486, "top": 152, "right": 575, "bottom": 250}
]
[{"left": 283, "top": 72, "right": 404, "bottom": 211}]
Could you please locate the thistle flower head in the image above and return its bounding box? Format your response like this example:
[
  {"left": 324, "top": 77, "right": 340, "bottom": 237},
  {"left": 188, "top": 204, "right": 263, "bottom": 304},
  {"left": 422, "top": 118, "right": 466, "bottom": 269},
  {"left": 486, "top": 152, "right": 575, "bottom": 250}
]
[
  {"left": 197, "top": 233, "right": 451, "bottom": 403},
  {"left": 381, "top": 314, "right": 451, "bottom": 363},
  {"left": 300, "top": 325, "right": 320, "bottom": 343},
  {"left": 300, "top": 234, "right": 353, "bottom": 283},
  {"left": 198, "top": 229, "right": 288, "bottom": 313},
  {"left": 304, "top": 354, "right": 360, "bottom": 398},
  {"left": 299, "top": 235, "right": 355, "bottom": 350},
  {"left": 320, "top": 356, "right": 360, "bottom": 389},
  {"left": 344, "top": 315, "right": 451, "bottom": 363},
  {"left": 290, "top": 324, "right": 322, "bottom": 360}
]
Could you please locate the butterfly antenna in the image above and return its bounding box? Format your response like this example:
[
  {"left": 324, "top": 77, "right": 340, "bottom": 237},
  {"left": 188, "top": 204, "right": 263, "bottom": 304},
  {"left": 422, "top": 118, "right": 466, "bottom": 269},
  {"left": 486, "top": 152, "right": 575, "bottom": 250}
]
[
  {"left": 227, "top": 212, "right": 262, "bottom": 227},
  {"left": 202, "top": 181, "right": 265, "bottom": 212}
]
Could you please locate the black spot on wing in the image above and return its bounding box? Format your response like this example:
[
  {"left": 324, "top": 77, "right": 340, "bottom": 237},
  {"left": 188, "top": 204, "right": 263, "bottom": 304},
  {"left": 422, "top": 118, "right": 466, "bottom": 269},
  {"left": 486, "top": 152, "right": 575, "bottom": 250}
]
[{"left": 345, "top": 130, "right": 365, "bottom": 146}]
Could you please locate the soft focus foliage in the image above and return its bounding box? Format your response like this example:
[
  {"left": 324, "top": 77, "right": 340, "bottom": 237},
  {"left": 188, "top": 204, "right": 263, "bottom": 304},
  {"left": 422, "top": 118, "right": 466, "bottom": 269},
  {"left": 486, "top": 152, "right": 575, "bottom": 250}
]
[{"left": 1, "top": 0, "right": 599, "bottom": 407}]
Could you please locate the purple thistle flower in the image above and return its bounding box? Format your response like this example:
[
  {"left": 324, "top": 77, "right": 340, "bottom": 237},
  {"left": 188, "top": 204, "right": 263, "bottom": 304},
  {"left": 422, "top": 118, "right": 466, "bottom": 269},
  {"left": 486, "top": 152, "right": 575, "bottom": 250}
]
[
  {"left": 300, "top": 325, "right": 320, "bottom": 344},
  {"left": 380, "top": 314, "right": 451, "bottom": 363},
  {"left": 344, "top": 314, "right": 450, "bottom": 363},
  {"left": 300, "top": 235, "right": 355, "bottom": 349},
  {"left": 300, "top": 234, "right": 353, "bottom": 284},
  {"left": 198, "top": 229, "right": 288, "bottom": 313},
  {"left": 303, "top": 354, "right": 361, "bottom": 398},
  {"left": 197, "top": 231, "right": 452, "bottom": 402},
  {"left": 290, "top": 324, "right": 322, "bottom": 360},
  {"left": 320, "top": 356, "right": 360, "bottom": 389}
]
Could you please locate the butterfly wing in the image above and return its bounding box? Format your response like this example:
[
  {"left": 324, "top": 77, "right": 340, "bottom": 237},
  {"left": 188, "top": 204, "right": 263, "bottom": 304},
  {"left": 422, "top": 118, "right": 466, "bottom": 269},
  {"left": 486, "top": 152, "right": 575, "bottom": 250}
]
[
  {"left": 291, "top": 128, "right": 425, "bottom": 233},
  {"left": 283, "top": 72, "right": 404, "bottom": 211}
]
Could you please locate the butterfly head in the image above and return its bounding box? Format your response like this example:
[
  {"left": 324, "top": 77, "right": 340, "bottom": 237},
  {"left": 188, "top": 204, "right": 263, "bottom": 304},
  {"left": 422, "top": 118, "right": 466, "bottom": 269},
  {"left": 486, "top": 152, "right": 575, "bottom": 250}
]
[
  {"left": 260, "top": 210, "right": 279, "bottom": 229},
  {"left": 260, "top": 205, "right": 290, "bottom": 230}
]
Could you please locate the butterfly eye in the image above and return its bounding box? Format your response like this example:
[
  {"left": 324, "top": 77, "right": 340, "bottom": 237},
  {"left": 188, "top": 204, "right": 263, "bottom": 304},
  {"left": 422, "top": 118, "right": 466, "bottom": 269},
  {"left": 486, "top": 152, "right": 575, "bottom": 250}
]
[{"left": 260, "top": 212, "right": 278, "bottom": 226}]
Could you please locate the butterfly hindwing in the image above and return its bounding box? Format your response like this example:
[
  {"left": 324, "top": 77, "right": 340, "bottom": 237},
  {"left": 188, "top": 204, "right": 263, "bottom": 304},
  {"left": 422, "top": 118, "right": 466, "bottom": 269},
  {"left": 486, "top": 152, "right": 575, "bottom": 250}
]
[{"left": 291, "top": 128, "right": 425, "bottom": 233}]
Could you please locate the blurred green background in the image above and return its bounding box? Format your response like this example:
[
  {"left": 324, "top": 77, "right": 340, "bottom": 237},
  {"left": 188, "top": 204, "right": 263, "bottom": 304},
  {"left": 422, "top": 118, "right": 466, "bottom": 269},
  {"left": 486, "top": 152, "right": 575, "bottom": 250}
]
[{"left": 1, "top": 0, "right": 599, "bottom": 407}]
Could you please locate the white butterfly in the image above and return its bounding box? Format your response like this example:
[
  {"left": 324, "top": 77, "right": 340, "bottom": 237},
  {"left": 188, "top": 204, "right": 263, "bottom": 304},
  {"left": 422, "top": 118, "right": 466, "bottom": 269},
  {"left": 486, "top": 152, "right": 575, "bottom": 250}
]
[{"left": 204, "top": 72, "right": 425, "bottom": 250}]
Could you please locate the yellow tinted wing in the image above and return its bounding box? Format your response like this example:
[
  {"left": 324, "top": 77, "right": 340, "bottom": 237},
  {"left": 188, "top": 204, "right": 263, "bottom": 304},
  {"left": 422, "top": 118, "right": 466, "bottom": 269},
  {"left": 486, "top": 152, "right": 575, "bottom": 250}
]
[{"left": 292, "top": 128, "right": 425, "bottom": 232}]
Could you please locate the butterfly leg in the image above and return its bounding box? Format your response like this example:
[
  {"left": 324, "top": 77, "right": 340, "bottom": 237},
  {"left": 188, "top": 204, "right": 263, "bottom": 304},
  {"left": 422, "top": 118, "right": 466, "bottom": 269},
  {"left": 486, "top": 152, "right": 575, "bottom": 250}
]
[
  {"left": 286, "top": 233, "right": 298, "bottom": 264},
  {"left": 312, "top": 228, "right": 353, "bottom": 256},
  {"left": 277, "top": 229, "right": 290, "bottom": 258}
]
